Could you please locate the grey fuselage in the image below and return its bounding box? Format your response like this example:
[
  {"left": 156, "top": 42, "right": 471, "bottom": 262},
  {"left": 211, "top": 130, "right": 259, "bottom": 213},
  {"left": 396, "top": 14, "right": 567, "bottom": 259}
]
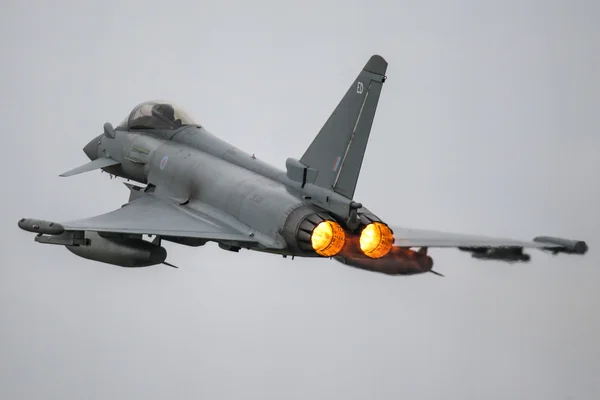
[{"left": 94, "top": 124, "right": 341, "bottom": 255}]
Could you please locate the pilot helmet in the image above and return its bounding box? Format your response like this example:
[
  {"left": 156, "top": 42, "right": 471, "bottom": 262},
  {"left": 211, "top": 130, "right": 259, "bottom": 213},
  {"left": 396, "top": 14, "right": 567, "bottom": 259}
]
[{"left": 151, "top": 103, "right": 176, "bottom": 121}]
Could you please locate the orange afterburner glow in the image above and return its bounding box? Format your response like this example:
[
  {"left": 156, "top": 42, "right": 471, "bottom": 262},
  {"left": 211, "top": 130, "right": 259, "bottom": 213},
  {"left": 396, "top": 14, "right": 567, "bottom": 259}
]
[
  {"left": 311, "top": 220, "right": 346, "bottom": 257},
  {"left": 359, "top": 222, "right": 394, "bottom": 258}
]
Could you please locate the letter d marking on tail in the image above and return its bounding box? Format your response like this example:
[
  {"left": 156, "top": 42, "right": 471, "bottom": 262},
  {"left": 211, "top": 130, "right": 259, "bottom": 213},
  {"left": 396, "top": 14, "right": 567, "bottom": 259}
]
[{"left": 357, "top": 81, "right": 363, "bottom": 94}]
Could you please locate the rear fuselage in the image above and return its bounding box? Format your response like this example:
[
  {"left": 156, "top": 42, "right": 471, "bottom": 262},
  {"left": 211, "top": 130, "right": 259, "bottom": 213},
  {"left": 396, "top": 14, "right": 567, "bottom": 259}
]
[{"left": 101, "top": 125, "right": 334, "bottom": 255}]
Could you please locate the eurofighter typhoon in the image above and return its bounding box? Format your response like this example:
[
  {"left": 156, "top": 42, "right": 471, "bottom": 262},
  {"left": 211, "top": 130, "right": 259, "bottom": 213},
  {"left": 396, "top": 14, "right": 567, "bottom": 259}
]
[{"left": 18, "top": 55, "right": 589, "bottom": 275}]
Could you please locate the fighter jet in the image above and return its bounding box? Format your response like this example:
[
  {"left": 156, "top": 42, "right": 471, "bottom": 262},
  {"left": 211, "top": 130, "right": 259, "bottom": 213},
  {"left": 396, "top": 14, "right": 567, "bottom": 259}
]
[{"left": 18, "top": 55, "right": 588, "bottom": 275}]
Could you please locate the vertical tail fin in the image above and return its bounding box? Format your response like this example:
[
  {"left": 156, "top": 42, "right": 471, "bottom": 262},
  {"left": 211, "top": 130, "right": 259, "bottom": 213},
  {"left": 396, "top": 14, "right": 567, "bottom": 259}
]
[{"left": 299, "top": 54, "right": 387, "bottom": 199}]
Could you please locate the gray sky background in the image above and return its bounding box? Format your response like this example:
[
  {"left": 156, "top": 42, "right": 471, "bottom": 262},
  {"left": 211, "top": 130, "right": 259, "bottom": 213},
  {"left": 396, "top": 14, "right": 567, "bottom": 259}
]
[{"left": 1, "top": 0, "right": 599, "bottom": 399}]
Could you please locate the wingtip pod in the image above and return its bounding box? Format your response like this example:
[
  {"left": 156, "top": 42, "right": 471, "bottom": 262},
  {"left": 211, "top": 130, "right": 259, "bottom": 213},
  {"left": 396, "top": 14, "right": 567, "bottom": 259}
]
[
  {"left": 363, "top": 54, "right": 388, "bottom": 76},
  {"left": 18, "top": 218, "right": 65, "bottom": 235},
  {"left": 533, "top": 236, "right": 589, "bottom": 255}
]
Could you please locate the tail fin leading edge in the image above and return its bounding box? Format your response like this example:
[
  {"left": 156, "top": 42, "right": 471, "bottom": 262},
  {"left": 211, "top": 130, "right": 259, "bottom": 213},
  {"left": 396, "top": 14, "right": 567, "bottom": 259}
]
[{"left": 299, "top": 54, "right": 388, "bottom": 199}]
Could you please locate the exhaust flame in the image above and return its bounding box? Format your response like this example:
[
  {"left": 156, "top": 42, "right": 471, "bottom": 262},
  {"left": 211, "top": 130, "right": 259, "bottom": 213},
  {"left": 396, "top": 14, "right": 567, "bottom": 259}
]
[
  {"left": 337, "top": 246, "right": 434, "bottom": 275},
  {"left": 359, "top": 222, "right": 394, "bottom": 258},
  {"left": 311, "top": 220, "right": 346, "bottom": 257}
]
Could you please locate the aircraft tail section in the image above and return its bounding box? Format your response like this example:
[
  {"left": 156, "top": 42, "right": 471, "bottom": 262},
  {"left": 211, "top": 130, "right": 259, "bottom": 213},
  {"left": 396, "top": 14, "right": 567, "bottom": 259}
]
[{"left": 299, "top": 54, "right": 387, "bottom": 199}]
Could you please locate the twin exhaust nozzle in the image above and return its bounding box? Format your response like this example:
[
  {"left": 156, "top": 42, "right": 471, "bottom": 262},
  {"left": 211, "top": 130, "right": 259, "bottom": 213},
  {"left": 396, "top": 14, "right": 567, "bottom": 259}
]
[{"left": 310, "top": 220, "right": 395, "bottom": 259}]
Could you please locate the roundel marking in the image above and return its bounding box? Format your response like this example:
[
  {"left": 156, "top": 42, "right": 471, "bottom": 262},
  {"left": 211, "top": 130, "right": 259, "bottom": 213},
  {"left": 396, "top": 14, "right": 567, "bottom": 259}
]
[{"left": 160, "top": 155, "right": 168, "bottom": 170}]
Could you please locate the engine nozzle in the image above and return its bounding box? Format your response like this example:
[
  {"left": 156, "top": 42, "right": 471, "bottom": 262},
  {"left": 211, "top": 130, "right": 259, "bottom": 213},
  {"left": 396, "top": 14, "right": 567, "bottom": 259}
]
[
  {"left": 311, "top": 220, "right": 346, "bottom": 257},
  {"left": 359, "top": 222, "right": 394, "bottom": 258}
]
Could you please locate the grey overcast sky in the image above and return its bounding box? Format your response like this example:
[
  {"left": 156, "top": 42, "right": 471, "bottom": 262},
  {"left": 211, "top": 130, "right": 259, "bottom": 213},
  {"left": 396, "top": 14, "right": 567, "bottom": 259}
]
[{"left": 1, "top": 0, "right": 599, "bottom": 399}]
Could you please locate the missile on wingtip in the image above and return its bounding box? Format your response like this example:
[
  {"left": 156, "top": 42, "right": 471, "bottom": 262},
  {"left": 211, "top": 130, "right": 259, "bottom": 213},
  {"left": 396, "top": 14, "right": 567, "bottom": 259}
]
[{"left": 18, "top": 218, "right": 65, "bottom": 235}]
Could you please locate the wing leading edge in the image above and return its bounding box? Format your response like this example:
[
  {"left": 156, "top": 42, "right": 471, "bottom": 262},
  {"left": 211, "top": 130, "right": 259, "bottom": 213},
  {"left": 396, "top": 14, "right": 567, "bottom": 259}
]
[
  {"left": 64, "top": 195, "right": 265, "bottom": 243},
  {"left": 19, "top": 193, "right": 276, "bottom": 247},
  {"left": 389, "top": 225, "right": 588, "bottom": 262}
]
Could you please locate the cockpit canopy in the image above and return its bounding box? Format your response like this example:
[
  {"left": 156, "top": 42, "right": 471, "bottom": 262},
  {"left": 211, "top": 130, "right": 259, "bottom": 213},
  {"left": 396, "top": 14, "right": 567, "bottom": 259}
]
[{"left": 117, "top": 100, "right": 198, "bottom": 130}]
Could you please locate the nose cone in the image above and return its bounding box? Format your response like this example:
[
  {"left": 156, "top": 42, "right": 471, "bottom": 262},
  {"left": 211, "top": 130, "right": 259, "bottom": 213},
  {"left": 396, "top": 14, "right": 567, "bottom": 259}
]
[{"left": 83, "top": 135, "right": 101, "bottom": 160}]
